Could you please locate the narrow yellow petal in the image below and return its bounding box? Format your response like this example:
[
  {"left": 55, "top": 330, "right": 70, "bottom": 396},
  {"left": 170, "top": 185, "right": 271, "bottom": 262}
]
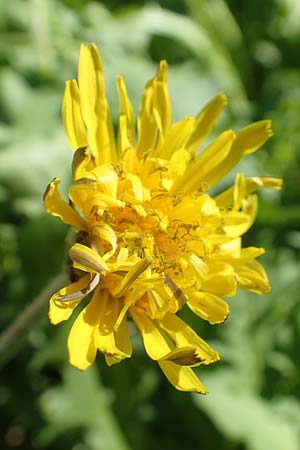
[
  {"left": 158, "top": 360, "right": 208, "bottom": 394},
  {"left": 116, "top": 75, "right": 135, "bottom": 145},
  {"left": 49, "top": 274, "right": 91, "bottom": 325},
  {"left": 136, "top": 78, "right": 157, "bottom": 156},
  {"left": 118, "top": 115, "right": 132, "bottom": 154},
  {"left": 112, "top": 258, "right": 152, "bottom": 298},
  {"left": 234, "top": 120, "right": 273, "bottom": 155},
  {"left": 202, "top": 121, "right": 273, "bottom": 188},
  {"left": 187, "top": 291, "right": 229, "bottom": 325},
  {"left": 130, "top": 309, "right": 172, "bottom": 360},
  {"left": 78, "top": 43, "right": 116, "bottom": 164},
  {"left": 172, "top": 130, "right": 236, "bottom": 194},
  {"left": 67, "top": 291, "right": 101, "bottom": 370},
  {"left": 105, "top": 307, "right": 132, "bottom": 366},
  {"left": 186, "top": 91, "right": 228, "bottom": 154},
  {"left": 158, "top": 116, "right": 194, "bottom": 159},
  {"left": 43, "top": 177, "right": 87, "bottom": 230},
  {"left": 62, "top": 79, "right": 88, "bottom": 151},
  {"left": 153, "top": 60, "right": 172, "bottom": 137},
  {"left": 95, "top": 290, "right": 132, "bottom": 365}
]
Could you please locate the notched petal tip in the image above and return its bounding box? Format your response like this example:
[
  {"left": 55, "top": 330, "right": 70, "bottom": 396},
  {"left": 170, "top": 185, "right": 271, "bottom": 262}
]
[
  {"left": 43, "top": 177, "right": 60, "bottom": 202},
  {"left": 157, "top": 60, "right": 168, "bottom": 81}
]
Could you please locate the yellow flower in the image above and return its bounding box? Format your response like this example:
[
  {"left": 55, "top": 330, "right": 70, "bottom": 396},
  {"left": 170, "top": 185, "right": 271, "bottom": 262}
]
[{"left": 44, "top": 43, "right": 282, "bottom": 393}]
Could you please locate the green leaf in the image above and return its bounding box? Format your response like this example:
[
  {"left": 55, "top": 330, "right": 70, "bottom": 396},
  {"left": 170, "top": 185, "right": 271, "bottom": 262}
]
[
  {"left": 38, "top": 365, "right": 131, "bottom": 450},
  {"left": 194, "top": 369, "right": 300, "bottom": 450}
]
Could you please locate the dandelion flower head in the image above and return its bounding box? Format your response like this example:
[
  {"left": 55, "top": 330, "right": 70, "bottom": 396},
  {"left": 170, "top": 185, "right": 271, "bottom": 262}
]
[{"left": 43, "top": 43, "right": 282, "bottom": 393}]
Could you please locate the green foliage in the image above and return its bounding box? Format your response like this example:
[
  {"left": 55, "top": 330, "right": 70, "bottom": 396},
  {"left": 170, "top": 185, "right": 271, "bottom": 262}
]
[{"left": 0, "top": 1, "right": 299, "bottom": 449}]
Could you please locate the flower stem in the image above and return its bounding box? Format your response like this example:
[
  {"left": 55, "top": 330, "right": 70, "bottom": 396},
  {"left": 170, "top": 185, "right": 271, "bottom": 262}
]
[{"left": 0, "top": 273, "right": 67, "bottom": 369}]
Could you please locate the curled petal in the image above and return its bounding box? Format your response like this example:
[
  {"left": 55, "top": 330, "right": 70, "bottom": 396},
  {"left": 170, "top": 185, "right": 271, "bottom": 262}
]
[
  {"left": 69, "top": 243, "right": 109, "bottom": 273},
  {"left": 160, "top": 313, "right": 219, "bottom": 364},
  {"left": 49, "top": 274, "right": 92, "bottom": 325},
  {"left": 161, "top": 346, "right": 204, "bottom": 366},
  {"left": 43, "top": 178, "right": 87, "bottom": 230},
  {"left": 72, "top": 146, "right": 91, "bottom": 180}
]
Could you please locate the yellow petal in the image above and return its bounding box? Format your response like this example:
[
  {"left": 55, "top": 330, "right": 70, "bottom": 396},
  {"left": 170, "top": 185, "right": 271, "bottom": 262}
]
[
  {"left": 234, "top": 120, "right": 273, "bottom": 155},
  {"left": 111, "top": 258, "right": 152, "bottom": 298},
  {"left": 167, "top": 148, "right": 192, "bottom": 179},
  {"left": 187, "top": 291, "right": 229, "bottom": 325},
  {"left": 158, "top": 360, "right": 208, "bottom": 394},
  {"left": 136, "top": 78, "right": 157, "bottom": 156},
  {"left": 72, "top": 146, "right": 91, "bottom": 180},
  {"left": 173, "top": 130, "right": 236, "bottom": 194},
  {"left": 222, "top": 195, "right": 258, "bottom": 237},
  {"left": 69, "top": 243, "right": 109, "bottom": 273},
  {"left": 130, "top": 308, "right": 172, "bottom": 360},
  {"left": 49, "top": 274, "right": 91, "bottom": 325},
  {"left": 186, "top": 91, "right": 228, "bottom": 154},
  {"left": 116, "top": 75, "right": 135, "bottom": 145},
  {"left": 91, "top": 164, "right": 118, "bottom": 198},
  {"left": 158, "top": 116, "right": 194, "bottom": 159},
  {"left": 43, "top": 177, "right": 87, "bottom": 230},
  {"left": 78, "top": 43, "right": 116, "bottom": 164},
  {"left": 153, "top": 60, "right": 172, "bottom": 138},
  {"left": 105, "top": 308, "right": 132, "bottom": 366},
  {"left": 202, "top": 262, "right": 237, "bottom": 297},
  {"left": 95, "top": 290, "right": 132, "bottom": 364},
  {"left": 202, "top": 121, "right": 273, "bottom": 188},
  {"left": 68, "top": 290, "right": 102, "bottom": 370},
  {"left": 160, "top": 313, "right": 219, "bottom": 364},
  {"left": 62, "top": 79, "right": 88, "bottom": 151},
  {"left": 118, "top": 114, "right": 132, "bottom": 154},
  {"left": 236, "top": 259, "right": 271, "bottom": 294},
  {"left": 91, "top": 224, "right": 117, "bottom": 260},
  {"left": 215, "top": 175, "right": 283, "bottom": 207}
]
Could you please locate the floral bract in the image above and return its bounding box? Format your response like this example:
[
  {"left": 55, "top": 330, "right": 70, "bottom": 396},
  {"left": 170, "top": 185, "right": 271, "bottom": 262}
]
[{"left": 44, "top": 43, "right": 282, "bottom": 393}]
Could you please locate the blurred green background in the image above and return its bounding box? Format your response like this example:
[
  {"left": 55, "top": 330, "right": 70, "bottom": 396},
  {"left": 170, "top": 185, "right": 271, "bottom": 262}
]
[{"left": 1, "top": 0, "right": 300, "bottom": 449}]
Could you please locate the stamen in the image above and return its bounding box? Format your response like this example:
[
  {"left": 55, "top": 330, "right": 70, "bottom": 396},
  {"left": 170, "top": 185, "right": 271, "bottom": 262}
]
[
  {"left": 112, "top": 258, "right": 152, "bottom": 298},
  {"left": 56, "top": 273, "right": 100, "bottom": 302}
]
